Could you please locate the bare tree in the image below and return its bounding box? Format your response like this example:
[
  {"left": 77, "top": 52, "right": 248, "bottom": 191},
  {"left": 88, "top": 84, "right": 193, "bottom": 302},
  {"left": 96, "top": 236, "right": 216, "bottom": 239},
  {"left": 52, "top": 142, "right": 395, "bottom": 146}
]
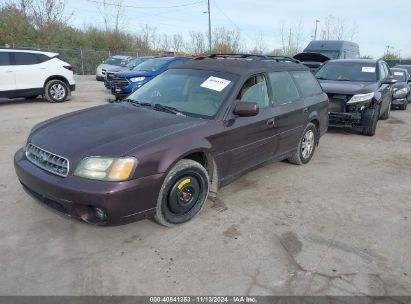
[
  {"left": 171, "top": 34, "right": 184, "bottom": 52},
  {"left": 249, "top": 31, "right": 266, "bottom": 55},
  {"left": 95, "top": 0, "right": 125, "bottom": 33},
  {"left": 277, "top": 20, "right": 304, "bottom": 56},
  {"left": 140, "top": 24, "right": 158, "bottom": 51},
  {"left": 29, "top": 0, "right": 71, "bottom": 27},
  {"left": 188, "top": 31, "right": 206, "bottom": 54},
  {"left": 320, "top": 15, "right": 358, "bottom": 41},
  {"left": 211, "top": 26, "right": 241, "bottom": 54}
]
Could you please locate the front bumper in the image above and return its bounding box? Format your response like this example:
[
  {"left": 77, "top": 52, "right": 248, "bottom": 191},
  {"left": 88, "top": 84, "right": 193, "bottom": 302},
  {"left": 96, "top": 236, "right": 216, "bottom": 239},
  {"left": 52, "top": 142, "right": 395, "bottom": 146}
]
[
  {"left": 14, "top": 149, "right": 163, "bottom": 226},
  {"left": 329, "top": 111, "right": 362, "bottom": 128},
  {"left": 392, "top": 98, "right": 407, "bottom": 106},
  {"left": 96, "top": 75, "right": 104, "bottom": 81},
  {"left": 70, "top": 84, "right": 76, "bottom": 92}
]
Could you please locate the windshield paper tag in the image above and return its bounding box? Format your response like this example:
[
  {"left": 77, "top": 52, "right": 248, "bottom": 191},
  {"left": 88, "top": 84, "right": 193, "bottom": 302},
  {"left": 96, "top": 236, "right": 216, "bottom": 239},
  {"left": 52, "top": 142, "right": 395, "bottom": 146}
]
[
  {"left": 394, "top": 72, "right": 403, "bottom": 76},
  {"left": 201, "top": 76, "right": 231, "bottom": 92},
  {"left": 362, "top": 67, "right": 376, "bottom": 73}
]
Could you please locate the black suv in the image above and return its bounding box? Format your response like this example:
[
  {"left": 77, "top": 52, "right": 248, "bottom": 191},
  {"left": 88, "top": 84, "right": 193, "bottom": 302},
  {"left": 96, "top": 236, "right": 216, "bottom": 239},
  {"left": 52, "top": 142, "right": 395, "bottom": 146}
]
[{"left": 315, "top": 59, "right": 396, "bottom": 136}]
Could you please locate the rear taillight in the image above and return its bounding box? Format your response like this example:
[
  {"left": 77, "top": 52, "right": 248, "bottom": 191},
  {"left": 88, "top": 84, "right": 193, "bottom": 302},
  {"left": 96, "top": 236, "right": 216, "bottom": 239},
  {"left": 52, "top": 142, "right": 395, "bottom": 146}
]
[{"left": 63, "top": 65, "right": 73, "bottom": 71}]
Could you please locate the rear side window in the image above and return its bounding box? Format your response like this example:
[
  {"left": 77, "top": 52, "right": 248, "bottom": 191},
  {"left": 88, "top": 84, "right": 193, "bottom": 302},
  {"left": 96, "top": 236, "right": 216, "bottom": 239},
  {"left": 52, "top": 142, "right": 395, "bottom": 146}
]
[
  {"left": 292, "top": 71, "right": 323, "bottom": 97},
  {"left": 268, "top": 72, "right": 300, "bottom": 104},
  {"left": 0, "top": 52, "right": 11, "bottom": 66},
  {"left": 14, "top": 52, "right": 41, "bottom": 65}
]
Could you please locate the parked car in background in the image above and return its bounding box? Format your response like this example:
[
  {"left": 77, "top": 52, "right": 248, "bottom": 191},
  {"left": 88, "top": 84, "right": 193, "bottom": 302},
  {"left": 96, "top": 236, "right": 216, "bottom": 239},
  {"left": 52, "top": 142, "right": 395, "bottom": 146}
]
[
  {"left": 96, "top": 55, "right": 133, "bottom": 81},
  {"left": 294, "top": 40, "right": 360, "bottom": 72},
  {"left": 0, "top": 48, "right": 75, "bottom": 102},
  {"left": 390, "top": 68, "right": 410, "bottom": 110},
  {"left": 14, "top": 54, "right": 328, "bottom": 226},
  {"left": 393, "top": 64, "right": 411, "bottom": 79},
  {"left": 104, "top": 56, "right": 154, "bottom": 89},
  {"left": 111, "top": 56, "right": 192, "bottom": 100},
  {"left": 316, "top": 59, "right": 396, "bottom": 136}
]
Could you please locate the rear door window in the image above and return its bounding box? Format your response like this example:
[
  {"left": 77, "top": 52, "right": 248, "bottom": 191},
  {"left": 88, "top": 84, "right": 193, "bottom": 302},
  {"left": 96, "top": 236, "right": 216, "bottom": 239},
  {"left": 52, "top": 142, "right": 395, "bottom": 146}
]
[
  {"left": 14, "top": 52, "right": 41, "bottom": 65},
  {"left": 291, "top": 71, "right": 323, "bottom": 97},
  {"left": 268, "top": 72, "right": 300, "bottom": 104},
  {"left": 0, "top": 52, "right": 11, "bottom": 66}
]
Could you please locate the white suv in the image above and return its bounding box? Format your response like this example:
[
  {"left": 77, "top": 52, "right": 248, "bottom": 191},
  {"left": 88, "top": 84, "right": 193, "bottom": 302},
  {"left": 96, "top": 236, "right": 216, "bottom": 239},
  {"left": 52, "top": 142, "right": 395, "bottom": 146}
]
[{"left": 0, "top": 48, "right": 75, "bottom": 103}]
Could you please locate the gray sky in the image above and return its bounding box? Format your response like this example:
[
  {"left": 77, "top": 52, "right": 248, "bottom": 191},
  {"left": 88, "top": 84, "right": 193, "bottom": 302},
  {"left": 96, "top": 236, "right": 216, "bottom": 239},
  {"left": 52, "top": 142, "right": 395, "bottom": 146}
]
[{"left": 67, "top": 0, "right": 411, "bottom": 58}]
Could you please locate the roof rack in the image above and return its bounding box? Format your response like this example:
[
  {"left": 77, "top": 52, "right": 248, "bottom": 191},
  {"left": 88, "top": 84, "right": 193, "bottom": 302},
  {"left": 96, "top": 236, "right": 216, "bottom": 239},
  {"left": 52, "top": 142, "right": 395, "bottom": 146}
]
[{"left": 196, "top": 53, "right": 301, "bottom": 64}]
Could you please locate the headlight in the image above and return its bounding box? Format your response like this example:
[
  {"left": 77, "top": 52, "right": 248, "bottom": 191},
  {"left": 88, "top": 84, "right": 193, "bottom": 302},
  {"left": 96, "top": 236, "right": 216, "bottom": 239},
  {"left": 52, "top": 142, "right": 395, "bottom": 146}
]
[
  {"left": 129, "top": 76, "right": 145, "bottom": 82},
  {"left": 393, "top": 87, "right": 408, "bottom": 96},
  {"left": 347, "top": 92, "right": 375, "bottom": 104},
  {"left": 74, "top": 157, "right": 137, "bottom": 181}
]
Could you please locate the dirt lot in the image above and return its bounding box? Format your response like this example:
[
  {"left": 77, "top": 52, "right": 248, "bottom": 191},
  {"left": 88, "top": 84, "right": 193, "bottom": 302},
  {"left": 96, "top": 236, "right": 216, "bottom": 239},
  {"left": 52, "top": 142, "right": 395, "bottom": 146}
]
[{"left": 0, "top": 76, "right": 410, "bottom": 296}]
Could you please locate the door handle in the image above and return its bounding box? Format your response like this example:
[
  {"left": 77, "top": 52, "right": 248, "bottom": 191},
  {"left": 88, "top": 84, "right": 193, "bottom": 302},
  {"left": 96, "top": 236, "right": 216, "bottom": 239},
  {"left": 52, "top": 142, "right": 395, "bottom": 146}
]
[
  {"left": 266, "top": 118, "right": 275, "bottom": 126},
  {"left": 5, "top": 70, "right": 13, "bottom": 73}
]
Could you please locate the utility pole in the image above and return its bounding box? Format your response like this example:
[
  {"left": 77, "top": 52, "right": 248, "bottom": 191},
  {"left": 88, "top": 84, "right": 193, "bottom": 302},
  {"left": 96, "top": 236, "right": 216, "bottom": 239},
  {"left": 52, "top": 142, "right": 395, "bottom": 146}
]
[
  {"left": 314, "top": 19, "right": 320, "bottom": 40},
  {"left": 207, "top": 0, "right": 212, "bottom": 51}
]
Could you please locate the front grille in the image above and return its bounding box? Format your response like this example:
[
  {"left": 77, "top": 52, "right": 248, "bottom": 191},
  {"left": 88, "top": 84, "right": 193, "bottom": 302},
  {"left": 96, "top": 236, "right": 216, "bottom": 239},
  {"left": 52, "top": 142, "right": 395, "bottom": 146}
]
[
  {"left": 26, "top": 143, "right": 69, "bottom": 177},
  {"left": 112, "top": 77, "right": 130, "bottom": 88},
  {"left": 106, "top": 73, "right": 115, "bottom": 81}
]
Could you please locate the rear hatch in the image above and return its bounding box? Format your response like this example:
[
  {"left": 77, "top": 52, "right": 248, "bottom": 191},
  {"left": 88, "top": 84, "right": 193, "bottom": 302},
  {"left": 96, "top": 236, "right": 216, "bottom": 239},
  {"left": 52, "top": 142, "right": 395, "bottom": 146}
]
[{"left": 293, "top": 52, "right": 331, "bottom": 72}]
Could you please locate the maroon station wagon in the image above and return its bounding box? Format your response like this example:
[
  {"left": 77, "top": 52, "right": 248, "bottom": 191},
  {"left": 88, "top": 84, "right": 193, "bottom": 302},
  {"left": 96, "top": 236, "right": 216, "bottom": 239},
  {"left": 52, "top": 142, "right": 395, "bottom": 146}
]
[{"left": 14, "top": 54, "right": 329, "bottom": 226}]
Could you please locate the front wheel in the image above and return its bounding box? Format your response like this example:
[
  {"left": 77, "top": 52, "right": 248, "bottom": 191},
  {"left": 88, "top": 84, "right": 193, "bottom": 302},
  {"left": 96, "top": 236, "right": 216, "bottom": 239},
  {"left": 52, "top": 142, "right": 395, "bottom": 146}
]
[
  {"left": 288, "top": 122, "right": 317, "bottom": 165},
  {"left": 155, "top": 159, "right": 209, "bottom": 227},
  {"left": 380, "top": 101, "right": 391, "bottom": 120},
  {"left": 44, "top": 79, "right": 69, "bottom": 103}
]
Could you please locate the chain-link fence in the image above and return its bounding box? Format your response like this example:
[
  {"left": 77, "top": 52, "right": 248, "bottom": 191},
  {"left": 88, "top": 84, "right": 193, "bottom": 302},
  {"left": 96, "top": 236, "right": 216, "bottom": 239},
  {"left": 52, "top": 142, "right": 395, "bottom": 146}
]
[{"left": 46, "top": 48, "right": 158, "bottom": 75}]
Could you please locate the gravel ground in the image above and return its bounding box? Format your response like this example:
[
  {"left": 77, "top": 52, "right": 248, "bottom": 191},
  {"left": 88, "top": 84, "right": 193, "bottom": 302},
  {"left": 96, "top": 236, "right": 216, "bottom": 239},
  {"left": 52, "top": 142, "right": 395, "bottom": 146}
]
[{"left": 0, "top": 75, "right": 410, "bottom": 296}]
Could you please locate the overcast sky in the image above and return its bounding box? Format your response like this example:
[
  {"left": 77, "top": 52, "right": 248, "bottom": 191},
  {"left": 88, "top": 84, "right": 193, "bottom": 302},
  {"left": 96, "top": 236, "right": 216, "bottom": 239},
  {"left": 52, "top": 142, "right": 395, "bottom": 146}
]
[{"left": 66, "top": 0, "right": 411, "bottom": 58}]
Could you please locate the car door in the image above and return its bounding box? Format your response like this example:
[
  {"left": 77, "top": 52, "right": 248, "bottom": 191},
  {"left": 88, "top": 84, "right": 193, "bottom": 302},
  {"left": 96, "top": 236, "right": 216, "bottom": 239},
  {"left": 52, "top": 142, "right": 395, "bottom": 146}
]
[
  {"left": 222, "top": 73, "right": 280, "bottom": 179},
  {"left": 12, "top": 52, "right": 47, "bottom": 90},
  {"left": 267, "top": 71, "right": 308, "bottom": 157},
  {"left": 378, "top": 62, "right": 392, "bottom": 114},
  {"left": 0, "top": 51, "right": 16, "bottom": 93}
]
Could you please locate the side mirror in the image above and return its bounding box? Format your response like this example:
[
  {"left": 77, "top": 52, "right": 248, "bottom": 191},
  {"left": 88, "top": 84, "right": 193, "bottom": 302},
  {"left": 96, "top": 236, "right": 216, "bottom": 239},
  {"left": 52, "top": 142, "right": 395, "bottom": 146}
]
[
  {"left": 382, "top": 77, "right": 397, "bottom": 85},
  {"left": 233, "top": 102, "right": 259, "bottom": 117}
]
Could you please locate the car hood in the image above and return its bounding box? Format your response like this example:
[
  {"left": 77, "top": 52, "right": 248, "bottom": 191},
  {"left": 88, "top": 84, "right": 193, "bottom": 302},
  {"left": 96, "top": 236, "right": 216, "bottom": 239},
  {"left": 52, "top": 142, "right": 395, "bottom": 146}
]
[
  {"left": 293, "top": 52, "right": 331, "bottom": 63},
  {"left": 318, "top": 80, "right": 378, "bottom": 95},
  {"left": 115, "top": 70, "right": 158, "bottom": 78},
  {"left": 107, "top": 66, "right": 130, "bottom": 73},
  {"left": 393, "top": 82, "right": 408, "bottom": 90},
  {"left": 29, "top": 104, "right": 207, "bottom": 164}
]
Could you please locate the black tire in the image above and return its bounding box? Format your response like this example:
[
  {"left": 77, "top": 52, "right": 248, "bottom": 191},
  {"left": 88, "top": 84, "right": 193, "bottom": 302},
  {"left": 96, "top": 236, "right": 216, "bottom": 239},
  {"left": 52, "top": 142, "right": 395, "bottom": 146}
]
[
  {"left": 288, "top": 123, "right": 317, "bottom": 165},
  {"left": 380, "top": 101, "right": 391, "bottom": 120},
  {"left": 155, "top": 159, "right": 209, "bottom": 227},
  {"left": 400, "top": 102, "right": 407, "bottom": 110},
  {"left": 44, "top": 79, "right": 69, "bottom": 103},
  {"left": 25, "top": 95, "right": 38, "bottom": 100},
  {"left": 362, "top": 107, "right": 379, "bottom": 136}
]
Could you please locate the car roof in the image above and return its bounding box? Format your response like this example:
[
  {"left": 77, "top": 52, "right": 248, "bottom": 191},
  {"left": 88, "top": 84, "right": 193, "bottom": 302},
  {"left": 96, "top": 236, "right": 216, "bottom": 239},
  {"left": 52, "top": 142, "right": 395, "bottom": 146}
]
[
  {"left": 326, "top": 59, "right": 379, "bottom": 65},
  {"left": 171, "top": 57, "right": 308, "bottom": 75},
  {"left": 111, "top": 55, "right": 132, "bottom": 59},
  {"left": 0, "top": 48, "right": 58, "bottom": 57}
]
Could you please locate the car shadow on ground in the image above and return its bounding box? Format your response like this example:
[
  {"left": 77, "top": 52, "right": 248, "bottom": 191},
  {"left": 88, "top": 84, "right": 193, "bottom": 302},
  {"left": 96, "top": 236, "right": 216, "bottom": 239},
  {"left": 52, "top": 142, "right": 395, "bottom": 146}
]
[
  {"left": 326, "top": 127, "right": 363, "bottom": 136},
  {"left": 0, "top": 97, "right": 52, "bottom": 106}
]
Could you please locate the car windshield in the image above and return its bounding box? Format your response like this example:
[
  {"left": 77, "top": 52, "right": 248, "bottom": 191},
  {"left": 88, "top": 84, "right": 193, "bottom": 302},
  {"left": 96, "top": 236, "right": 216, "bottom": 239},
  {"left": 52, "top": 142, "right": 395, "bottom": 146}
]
[
  {"left": 105, "top": 57, "right": 128, "bottom": 66},
  {"left": 126, "top": 57, "right": 148, "bottom": 68},
  {"left": 392, "top": 70, "right": 407, "bottom": 82},
  {"left": 395, "top": 66, "right": 411, "bottom": 76},
  {"left": 308, "top": 50, "right": 340, "bottom": 59},
  {"left": 127, "top": 69, "right": 238, "bottom": 119},
  {"left": 133, "top": 58, "right": 172, "bottom": 72},
  {"left": 315, "top": 62, "right": 377, "bottom": 82}
]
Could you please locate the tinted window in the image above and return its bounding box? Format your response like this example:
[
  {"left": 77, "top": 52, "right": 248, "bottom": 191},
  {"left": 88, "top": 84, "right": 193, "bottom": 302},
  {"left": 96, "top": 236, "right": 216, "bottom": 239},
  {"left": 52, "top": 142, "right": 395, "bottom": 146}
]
[
  {"left": 237, "top": 74, "right": 270, "bottom": 108},
  {"left": 128, "top": 69, "right": 238, "bottom": 119},
  {"left": 269, "top": 72, "right": 300, "bottom": 104},
  {"left": 105, "top": 57, "right": 128, "bottom": 66},
  {"left": 292, "top": 71, "right": 323, "bottom": 96},
  {"left": 14, "top": 52, "right": 40, "bottom": 65},
  {"left": 0, "top": 52, "right": 11, "bottom": 66},
  {"left": 316, "top": 62, "right": 377, "bottom": 82},
  {"left": 392, "top": 70, "right": 407, "bottom": 82}
]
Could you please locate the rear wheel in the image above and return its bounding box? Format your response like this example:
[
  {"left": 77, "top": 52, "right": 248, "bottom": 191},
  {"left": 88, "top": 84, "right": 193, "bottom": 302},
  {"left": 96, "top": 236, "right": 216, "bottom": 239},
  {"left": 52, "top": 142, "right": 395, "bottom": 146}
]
[
  {"left": 44, "top": 79, "right": 69, "bottom": 103},
  {"left": 288, "top": 123, "right": 317, "bottom": 165},
  {"left": 400, "top": 101, "right": 407, "bottom": 110},
  {"left": 155, "top": 159, "right": 209, "bottom": 227}
]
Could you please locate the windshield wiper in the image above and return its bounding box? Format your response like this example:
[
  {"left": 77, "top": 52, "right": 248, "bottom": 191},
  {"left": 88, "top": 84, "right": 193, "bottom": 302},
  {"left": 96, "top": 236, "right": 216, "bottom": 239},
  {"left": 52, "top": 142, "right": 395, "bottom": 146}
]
[
  {"left": 122, "top": 99, "right": 152, "bottom": 107},
  {"left": 153, "top": 104, "right": 186, "bottom": 117},
  {"left": 316, "top": 76, "right": 328, "bottom": 80}
]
